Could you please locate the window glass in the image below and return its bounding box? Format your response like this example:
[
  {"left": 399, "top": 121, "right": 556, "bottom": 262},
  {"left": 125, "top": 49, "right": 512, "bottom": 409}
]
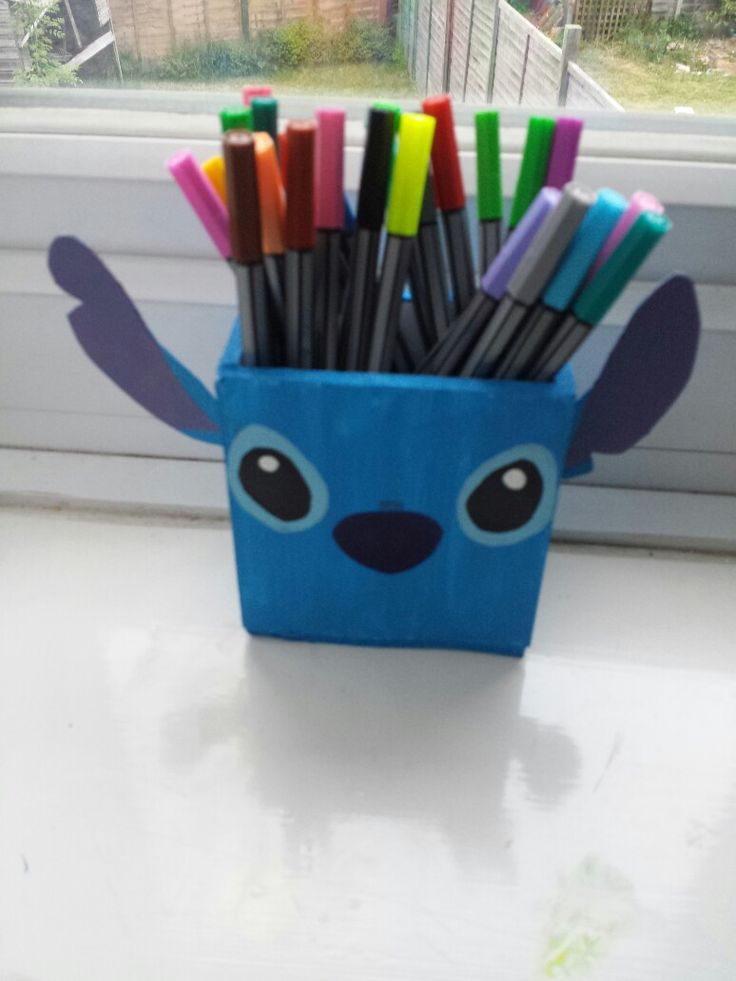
[{"left": 2, "top": 0, "right": 734, "bottom": 113}]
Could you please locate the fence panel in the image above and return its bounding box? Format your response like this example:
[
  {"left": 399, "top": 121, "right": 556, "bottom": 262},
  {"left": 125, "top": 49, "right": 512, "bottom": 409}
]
[
  {"left": 427, "top": 0, "right": 449, "bottom": 93},
  {"left": 566, "top": 60, "right": 624, "bottom": 109},
  {"left": 412, "top": 0, "right": 433, "bottom": 93},
  {"left": 447, "top": 0, "right": 472, "bottom": 99},
  {"left": 491, "top": 1, "right": 528, "bottom": 105},
  {"left": 520, "top": 27, "right": 562, "bottom": 106},
  {"left": 463, "top": 0, "right": 497, "bottom": 101}
]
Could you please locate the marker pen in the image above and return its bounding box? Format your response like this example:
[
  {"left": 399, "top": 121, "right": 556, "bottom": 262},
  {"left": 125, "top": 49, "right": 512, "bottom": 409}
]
[
  {"left": 461, "top": 183, "right": 592, "bottom": 378},
  {"left": 508, "top": 116, "right": 555, "bottom": 232},
  {"left": 243, "top": 84, "right": 272, "bottom": 105},
  {"left": 201, "top": 155, "right": 227, "bottom": 205},
  {"left": 495, "top": 187, "right": 627, "bottom": 380},
  {"left": 223, "top": 131, "right": 271, "bottom": 366},
  {"left": 545, "top": 117, "right": 583, "bottom": 189},
  {"left": 422, "top": 94, "right": 475, "bottom": 315},
  {"left": 366, "top": 112, "right": 436, "bottom": 373},
  {"left": 475, "top": 110, "right": 503, "bottom": 276},
  {"left": 408, "top": 169, "right": 450, "bottom": 356},
  {"left": 167, "top": 150, "right": 230, "bottom": 260},
  {"left": 284, "top": 121, "right": 316, "bottom": 368},
  {"left": 531, "top": 211, "right": 672, "bottom": 381},
  {"left": 313, "top": 107, "right": 345, "bottom": 369},
  {"left": 417, "top": 188, "right": 561, "bottom": 377},
  {"left": 253, "top": 132, "right": 286, "bottom": 339},
  {"left": 251, "top": 97, "right": 278, "bottom": 147},
  {"left": 589, "top": 190, "right": 664, "bottom": 276},
  {"left": 220, "top": 106, "right": 253, "bottom": 132},
  {"left": 343, "top": 107, "right": 395, "bottom": 371}
]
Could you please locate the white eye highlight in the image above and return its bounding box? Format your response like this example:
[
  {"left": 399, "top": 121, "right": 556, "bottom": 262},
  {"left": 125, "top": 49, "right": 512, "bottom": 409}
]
[
  {"left": 257, "top": 454, "right": 280, "bottom": 473},
  {"left": 502, "top": 467, "right": 527, "bottom": 491}
]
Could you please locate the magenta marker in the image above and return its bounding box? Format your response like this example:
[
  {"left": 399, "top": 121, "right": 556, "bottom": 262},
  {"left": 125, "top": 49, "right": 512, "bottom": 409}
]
[
  {"left": 242, "top": 84, "right": 272, "bottom": 105},
  {"left": 545, "top": 117, "right": 583, "bottom": 189},
  {"left": 167, "top": 150, "right": 230, "bottom": 259},
  {"left": 313, "top": 106, "right": 345, "bottom": 369},
  {"left": 590, "top": 190, "right": 664, "bottom": 275}
]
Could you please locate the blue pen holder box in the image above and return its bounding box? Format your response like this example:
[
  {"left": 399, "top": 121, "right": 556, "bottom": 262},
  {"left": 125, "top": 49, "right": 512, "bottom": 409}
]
[
  {"left": 216, "top": 327, "right": 577, "bottom": 655},
  {"left": 48, "top": 237, "right": 700, "bottom": 657}
]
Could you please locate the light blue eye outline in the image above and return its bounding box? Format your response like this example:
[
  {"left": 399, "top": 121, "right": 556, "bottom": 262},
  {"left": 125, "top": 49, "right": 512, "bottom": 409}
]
[
  {"left": 457, "top": 443, "right": 559, "bottom": 547},
  {"left": 227, "top": 424, "right": 329, "bottom": 533}
]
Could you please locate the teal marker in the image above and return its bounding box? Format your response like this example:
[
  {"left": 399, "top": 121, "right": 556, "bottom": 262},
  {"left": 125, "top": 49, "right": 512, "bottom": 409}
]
[
  {"left": 251, "top": 97, "right": 278, "bottom": 148},
  {"left": 530, "top": 211, "right": 672, "bottom": 381},
  {"left": 496, "top": 188, "right": 628, "bottom": 379}
]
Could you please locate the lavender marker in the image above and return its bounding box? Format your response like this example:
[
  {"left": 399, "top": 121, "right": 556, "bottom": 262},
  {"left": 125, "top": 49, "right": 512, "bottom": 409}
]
[{"left": 416, "top": 188, "right": 562, "bottom": 376}]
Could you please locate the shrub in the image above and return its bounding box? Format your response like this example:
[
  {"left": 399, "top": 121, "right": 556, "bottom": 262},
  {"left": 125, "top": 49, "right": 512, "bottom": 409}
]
[{"left": 11, "top": 0, "right": 79, "bottom": 86}]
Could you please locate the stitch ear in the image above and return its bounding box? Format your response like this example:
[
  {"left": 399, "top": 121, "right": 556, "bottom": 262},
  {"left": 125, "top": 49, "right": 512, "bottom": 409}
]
[
  {"left": 565, "top": 275, "right": 699, "bottom": 473},
  {"left": 48, "top": 236, "right": 223, "bottom": 445}
]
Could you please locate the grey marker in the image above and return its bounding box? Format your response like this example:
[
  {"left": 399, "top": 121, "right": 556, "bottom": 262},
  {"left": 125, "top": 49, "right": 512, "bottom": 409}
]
[
  {"left": 232, "top": 262, "right": 271, "bottom": 367},
  {"left": 442, "top": 208, "right": 476, "bottom": 316},
  {"left": 366, "top": 235, "right": 415, "bottom": 373},
  {"left": 460, "top": 184, "right": 593, "bottom": 379},
  {"left": 528, "top": 314, "right": 589, "bottom": 382},
  {"left": 285, "top": 249, "right": 314, "bottom": 368},
  {"left": 479, "top": 220, "right": 502, "bottom": 280}
]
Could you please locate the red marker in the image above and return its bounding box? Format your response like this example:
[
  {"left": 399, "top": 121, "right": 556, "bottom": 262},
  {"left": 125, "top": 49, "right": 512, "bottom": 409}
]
[
  {"left": 285, "top": 121, "right": 316, "bottom": 368},
  {"left": 313, "top": 107, "right": 345, "bottom": 369},
  {"left": 421, "top": 94, "right": 475, "bottom": 315}
]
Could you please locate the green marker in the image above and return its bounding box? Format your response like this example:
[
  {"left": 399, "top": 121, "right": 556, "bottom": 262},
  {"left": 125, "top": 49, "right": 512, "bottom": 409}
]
[
  {"left": 366, "top": 112, "right": 436, "bottom": 372},
  {"left": 251, "top": 97, "right": 278, "bottom": 147},
  {"left": 508, "top": 116, "right": 555, "bottom": 231},
  {"left": 476, "top": 110, "right": 503, "bottom": 276},
  {"left": 531, "top": 211, "right": 672, "bottom": 381},
  {"left": 219, "top": 106, "right": 253, "bottom": 133}
]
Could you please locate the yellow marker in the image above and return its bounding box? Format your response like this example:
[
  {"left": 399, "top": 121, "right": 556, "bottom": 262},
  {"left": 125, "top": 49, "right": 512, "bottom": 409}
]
[
  {"left": 386, "top": 112, "right": 436, "bottom": 238},
  {"left": 202, "top": 156, "right": 227, "bottom": 206}
]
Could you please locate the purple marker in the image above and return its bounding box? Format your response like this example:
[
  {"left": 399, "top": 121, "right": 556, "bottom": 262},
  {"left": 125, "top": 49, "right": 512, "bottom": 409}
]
[
  {"left": 545, "top": 118, "right": 583, "bottom": 190},
  {"left": 589, "top": 190, "right": 664, "bottom": 275},
  {"left": 416, "top": 187, "right": 561, "bottom": 376}
]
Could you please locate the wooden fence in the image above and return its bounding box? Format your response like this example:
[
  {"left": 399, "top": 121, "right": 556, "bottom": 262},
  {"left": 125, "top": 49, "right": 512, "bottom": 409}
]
[{"left": 398, "top": 0, "right": 623, "bottom": 109}]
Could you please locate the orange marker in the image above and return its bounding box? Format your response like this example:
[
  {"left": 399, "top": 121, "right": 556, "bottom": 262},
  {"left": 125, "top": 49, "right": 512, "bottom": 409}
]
[
  {"left": 254, "top": 132, "right": 286, "bottom": 329},
  {"left": 201, "top": 156, "right": 227, "bottom": 205}
]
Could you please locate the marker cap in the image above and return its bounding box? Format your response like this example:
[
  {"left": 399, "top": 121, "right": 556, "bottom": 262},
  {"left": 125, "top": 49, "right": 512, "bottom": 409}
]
[
  {"left": 242, "top": 84, "right": 272, "bottom": 105},
  {"left": 575, "top": 211, "right": 672, "bottom": 326},
  {"left": 202, "top": 155, "right": 227, "bottom": 205},
  {"left": 251, "top": 97, "right": 278, "bottom": 142},
  {"left": 481, "top": 187, "right": 560, "bottom": 300},
  {"left": 509, "top": 116, "right": 555, "bottom": 229},
  {"left": 543, "top": 188, "right": 627, "bottom": 311},
  {"left": 253, "top": 132, "right": 285, "bottom": 256},
  {"left": 475, "top": 110, "right": 502, "bottom": 221},
  {"left": 507, "top": 183, "right": 594, "bottom": 305},
  {"left": 545, "top": 117, "right": 583, "bottom": 189},
  {"left": 386, "top": 113, "right": 436, "bottom": 237},
  {"left": 167, "top": 149, "right": 230, "bottom": 259},
  {"left": 314, "top": 107, "right": 345, "bottom": 231},
  {"left": 357, "top": 107, "right": 395, "bottom": 231},
  {"left": 223, "top": 130, "right": 262, "bottom": 266},
  {"left": 220, "top": 106, "right": 253, "bottom": 133},
  {"left": 285, "top": 120, "right": 316, "bottom": 251},
  {"left": 372, "top": 101, "right": 401, "bottom": 135},
  {"left": 591, "top": 189, "right": 665, "bottom": 274},
  {"left": 422, "top": 94, "right": 465, "bottom": 212}
]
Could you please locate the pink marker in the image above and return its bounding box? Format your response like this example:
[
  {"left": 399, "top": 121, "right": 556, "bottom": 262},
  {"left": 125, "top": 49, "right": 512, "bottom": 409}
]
[
  {"left": 591, "top": 190, "right": 664, "bottom": 275},
  {"left": 167, "top": 150, "right": 230, "bottom": 260},
  {"left": 545, "top": 117, "right": 583, "bottom": 189},
  {"left": 313, "top": 107, "right": 345, "bottom": 369},
  {"left": 242, "top": 84, "right": 272, "bottom": 106}
]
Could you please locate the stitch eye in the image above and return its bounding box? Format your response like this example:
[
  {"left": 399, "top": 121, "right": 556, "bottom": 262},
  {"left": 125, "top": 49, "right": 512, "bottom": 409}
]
[
  {"left": 457, "top": 444, "right": 558, "bottom": 546},
  {"left": 228, "top": 425, "right": 328, "bottom": 532}
]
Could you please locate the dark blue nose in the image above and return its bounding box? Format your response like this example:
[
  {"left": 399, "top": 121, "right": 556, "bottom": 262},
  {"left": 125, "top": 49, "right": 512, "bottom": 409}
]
[{"left": 333, "top": 510, "right": 443, "bottom": 573}]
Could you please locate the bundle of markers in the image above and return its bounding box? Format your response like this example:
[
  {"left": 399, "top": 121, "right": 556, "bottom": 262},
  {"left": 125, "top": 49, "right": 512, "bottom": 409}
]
[{"left": 168, "top": 87, "right": 671, "bottom": 383}]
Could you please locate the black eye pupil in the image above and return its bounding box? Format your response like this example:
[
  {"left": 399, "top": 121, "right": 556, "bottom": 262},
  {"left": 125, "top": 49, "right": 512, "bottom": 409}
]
[
  {"left": 466, "top": 460, "right": 543, "bottom": 533},
  {"left": 239, "top": 447, "right": 311, "bottom": 521}
]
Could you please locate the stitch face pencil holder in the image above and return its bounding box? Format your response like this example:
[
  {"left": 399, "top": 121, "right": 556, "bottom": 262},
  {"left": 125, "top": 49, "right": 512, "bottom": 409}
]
[{"left": 48, "top": 238, "right": 700, "bottom": 656}]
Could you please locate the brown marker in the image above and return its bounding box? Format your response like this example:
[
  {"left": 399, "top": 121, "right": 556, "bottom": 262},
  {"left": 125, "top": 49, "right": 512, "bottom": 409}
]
[
  {"left": 223, "top": 130, "right": 272, "bottom": 366},
  {"left": 284, "top": 121, "right": 316, "bottom": 368}
]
